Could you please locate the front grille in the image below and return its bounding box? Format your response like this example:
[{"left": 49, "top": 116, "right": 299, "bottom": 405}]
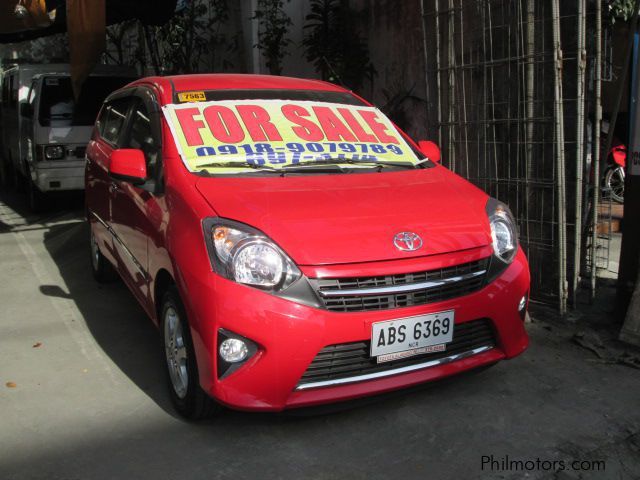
[
  {"left": 297, "top": 318, "right": 495, "bottom": 388},
  {"left": 311, "top": 258, "right": 489, "bottom": 312}
]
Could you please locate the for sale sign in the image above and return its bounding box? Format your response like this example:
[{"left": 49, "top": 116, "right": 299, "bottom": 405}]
[{"left": 162, "top": 99, "right": 419, "bottom": 172}]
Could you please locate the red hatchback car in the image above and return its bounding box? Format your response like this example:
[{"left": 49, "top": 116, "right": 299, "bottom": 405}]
[{"left": 85, "top": 74, "right": 529, "bottom": 418}]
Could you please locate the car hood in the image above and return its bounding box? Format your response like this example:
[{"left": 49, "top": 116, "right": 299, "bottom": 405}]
[{"left": 195, "top": 167, "right": 491, "bottom": 266}]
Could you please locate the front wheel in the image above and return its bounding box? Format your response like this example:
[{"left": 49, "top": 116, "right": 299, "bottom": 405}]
[
  {"left": 161, "top": 286, "right": 219, "bottom": 420},
  {"left": 26, "top": 177, "right": 45, "bottom": 213},
  {"left": 604, "top": 166, "right": 625, "bottom": 203}
]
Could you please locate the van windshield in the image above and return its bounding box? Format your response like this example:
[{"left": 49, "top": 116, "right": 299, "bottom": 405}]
[{"left": 38, "top": 76, "right": 134, "bottom": 127}]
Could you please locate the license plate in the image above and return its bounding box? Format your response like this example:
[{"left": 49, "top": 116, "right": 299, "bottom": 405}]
[{"left": 371, "top": 310, "right": 455, "bottom": 362}]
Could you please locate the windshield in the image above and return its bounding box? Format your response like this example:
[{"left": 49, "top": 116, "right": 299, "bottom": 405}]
[
  {"left": 38, "top": 75, "right": 135, "bottom": 127},
  {"left": 163, "top": 93, "right": 424, "bottom": 175}
]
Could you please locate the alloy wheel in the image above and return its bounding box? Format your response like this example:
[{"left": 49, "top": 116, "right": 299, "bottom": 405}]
[{"left": 164, "top": 307, "right": 189, "bottom": 399}]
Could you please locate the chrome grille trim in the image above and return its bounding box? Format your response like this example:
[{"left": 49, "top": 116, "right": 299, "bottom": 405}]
[
  {"left": 310, "top": 258, "right": 490, "bottom": 312},
  {"left": 294, "top": 345, "right": 494, "bottom": 390},
  {"left": 317, "top": 269, "right": 486, "bottom": 297}
]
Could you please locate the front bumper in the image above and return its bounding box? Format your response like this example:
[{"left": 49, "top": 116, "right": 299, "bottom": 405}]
[
  {"left": 183, "top": 246, "right": 530, "bottom": 412},
  {"left": 33, "top": 161, "right": 85, "bottom": 192}
]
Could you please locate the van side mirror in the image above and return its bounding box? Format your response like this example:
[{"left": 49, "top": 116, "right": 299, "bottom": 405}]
[
  {"left": 109, "top": 149, "right": 147, "bottom": 185},
  {"left": 417, "top": 140, "right": 441, "bottom": 163},
  {"left": 20, "top": 103, "right": 33, "bottom": 118}
]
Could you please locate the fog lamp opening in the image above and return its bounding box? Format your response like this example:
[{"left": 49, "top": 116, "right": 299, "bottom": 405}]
[{"left": 217, "top": 329, "right": 259, "bottom": 379}]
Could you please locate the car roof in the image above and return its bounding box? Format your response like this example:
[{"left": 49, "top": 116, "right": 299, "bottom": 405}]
[{"left": 124, "top": 74, "right": 351, "bottom": 105}]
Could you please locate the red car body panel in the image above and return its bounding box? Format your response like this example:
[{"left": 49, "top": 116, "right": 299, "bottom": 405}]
[
  {"left": 194, "top": 167, "right": 490, "bottom": 265},
  {"left": 85, "top": 74, "right": 530, "bottom": 412}
]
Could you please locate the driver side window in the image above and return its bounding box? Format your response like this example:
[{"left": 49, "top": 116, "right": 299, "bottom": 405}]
[
  {"left": 97, "top": 97, "right": 130, "bottom": 146},
  {"left": 122, "top": 99, "right": 160, "bottom": 180}
]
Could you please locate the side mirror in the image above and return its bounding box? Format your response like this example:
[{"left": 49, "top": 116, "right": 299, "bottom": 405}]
[
  {"left": 109, "top": 149, "right": 147, "bottom": 185},
  {"left": 417, "top": 140, "right": 441, "bottom": 163},
  {"left": 20, "top": 103, "right": 33, "bottom": 118}
]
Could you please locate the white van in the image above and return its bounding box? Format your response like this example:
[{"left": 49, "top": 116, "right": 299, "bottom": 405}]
[
  {"left": 2, "top": 64, "right": 74, "bottom": 189},
  {"left": 0, "top": 64, "right": 136, "bottom": 210}
]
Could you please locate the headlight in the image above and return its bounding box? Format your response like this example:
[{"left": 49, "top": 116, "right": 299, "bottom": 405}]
[
  {"left": 486, "top": 198, "right": 518, "bottom": 263},
  {"left": 206, "top": 219, "right": 300, "bottom": 290},
  {"left": 44, "top": 145, "right": 65, "bottom": 160}
]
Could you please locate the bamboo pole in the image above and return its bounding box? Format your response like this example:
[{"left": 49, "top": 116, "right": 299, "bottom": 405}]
[
  {"left": 448, "top": 0, "right": 456, "bottom": 169},
  {"left": 420, "top": 0, "right": 432, "bottom": 137},
  {"left": 572, "top": 0, "right": 586, "bottom": 306},
  {"left": 435, "top": 0, "right": 442, "bottom": 147},
  {"left": 525, "top": 0, "right": 535, "bottom": 248},
  {"left": 590, "top": 0, "right": 603, "bottom": 301},
  {"left": 552, "top": 0, "right": 567, "bottom": 314}
]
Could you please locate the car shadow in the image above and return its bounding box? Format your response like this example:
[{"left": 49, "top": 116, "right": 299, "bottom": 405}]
[{"left": 38, "top": 204, "right": 178, "bottom": 416}]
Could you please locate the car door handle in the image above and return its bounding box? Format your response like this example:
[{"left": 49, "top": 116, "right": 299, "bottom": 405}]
[{"left": 109, "top": 182, "right": 120, "bottom": 194}]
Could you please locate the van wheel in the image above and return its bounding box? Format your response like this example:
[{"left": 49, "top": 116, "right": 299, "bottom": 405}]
[
  {"left": 13, "top": 166, "right": 24, "bottom": 193},
  {"left": 0, "top": 159, "right": 8, "bottom": 188},
  {"left": 90, "top": 226, "right": 117, "bottom": 283},
  {"left": 161, "top": 286, "right": 219, "bottom": 420},
  {"left": 26, "top": 178, "right": 45, "bottom": 213}
]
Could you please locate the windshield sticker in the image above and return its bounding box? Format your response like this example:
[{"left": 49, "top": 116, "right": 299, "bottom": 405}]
[
  {"left": 177, "top": 91, "right": 207, "bottom": 103},
  {"left": 162, "top": 100, "right": 418, "bottom": 172}
]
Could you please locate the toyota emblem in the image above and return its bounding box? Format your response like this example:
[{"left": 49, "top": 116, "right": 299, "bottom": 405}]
[{"left": 393, "top": 232, "right": 423, "bottom": 251}]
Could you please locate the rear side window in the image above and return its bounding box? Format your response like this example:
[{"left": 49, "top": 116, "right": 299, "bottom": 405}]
[{"left": 97, "top": 97, "right": 131, "bottom": 146}]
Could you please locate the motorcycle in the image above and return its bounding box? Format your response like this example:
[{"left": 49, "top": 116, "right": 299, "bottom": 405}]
[{"left": 603, "top": 140, "right": 626, "bottom": 204}]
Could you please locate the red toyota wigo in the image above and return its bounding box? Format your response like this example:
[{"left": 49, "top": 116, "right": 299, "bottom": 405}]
[{"left": 85, "top": 74, "right": 530, "bottom": 419}]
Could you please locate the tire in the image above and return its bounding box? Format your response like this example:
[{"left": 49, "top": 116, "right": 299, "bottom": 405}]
[
  {"left": 13, "top": 159, "right": 25, "bottom": 194},
  {"left": 604, "top": 166, "right": 625, "bottom": 204},
  {"left": 26, "top": 177, "right": 46, "bottom": 213},
  {"left": 89, "top": 225, "right": 118, "bottom": 283},
  {"left": 161, "top": 286, "right": 219, "bottom": 420},
  {"left": 0, "top": 156, "right": 8, "bottom": 189},
  {"left": 2, "top": 153, "right": 15, "bottom": 190}
]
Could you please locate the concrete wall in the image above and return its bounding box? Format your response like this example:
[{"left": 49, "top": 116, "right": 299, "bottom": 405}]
[
  {"left": 252, "top": 0, "right": 430, "bottom": 139},
  {"left": 349, "top": 0, "right": 429, "bottom": 140},
  {"left": 239, "top": 0, "right": 316, "bottom": 78}
]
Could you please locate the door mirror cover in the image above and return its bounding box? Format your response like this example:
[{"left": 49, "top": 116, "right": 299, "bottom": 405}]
[
  {"left": 417, "top": 140, "right": 441, "bottom": 163},
  {"left": 109, "top": 149, "right": 147, "bottom": 185}
]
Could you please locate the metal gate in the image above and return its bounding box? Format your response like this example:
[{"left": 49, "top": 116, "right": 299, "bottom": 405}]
[{"left": 421, "top": 0, "right": 604, "bottom": 313}]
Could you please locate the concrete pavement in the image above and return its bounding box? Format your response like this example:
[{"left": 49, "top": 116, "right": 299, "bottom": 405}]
[{"left": 1, "top": 192, "right": 639, "bottom": 480}]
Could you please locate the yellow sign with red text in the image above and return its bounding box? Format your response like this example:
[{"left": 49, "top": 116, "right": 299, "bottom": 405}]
[{"left": 162, "top": 100, "right": 418, "bottom": 172}]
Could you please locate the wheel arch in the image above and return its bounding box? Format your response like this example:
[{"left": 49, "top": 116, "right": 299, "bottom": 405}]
[{"left": 153, "top": 268, "right": 175, "bottom": 323}]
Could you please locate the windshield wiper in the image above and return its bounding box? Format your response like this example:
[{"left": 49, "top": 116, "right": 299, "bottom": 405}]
[
  {"left": 280, "top": 158, "right": 417, "bottom": 171},
  {"left": 194, "top": 158, "right": 419, "bottom": 175},
  {"left": 195, "top": 161, "right": 281, "bottom": 173},
  {"left": 195, "top": 160, "right": 351, "bottom": 175},
  {"left": 415, "top": 157, "right": 433, "bottom": 166}
]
